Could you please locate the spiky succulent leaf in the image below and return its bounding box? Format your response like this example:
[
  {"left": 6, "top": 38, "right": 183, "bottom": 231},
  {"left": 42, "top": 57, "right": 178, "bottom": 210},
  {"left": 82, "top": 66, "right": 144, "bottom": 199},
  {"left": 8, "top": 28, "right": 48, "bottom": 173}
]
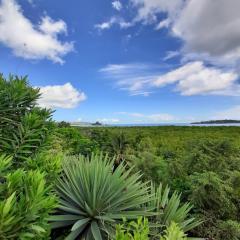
[
  {"left": 147, "top": 184, "right": 202, "bottom": 238},
  {"left": 50, "top": 154, "right": 154, "bottom": 240}
]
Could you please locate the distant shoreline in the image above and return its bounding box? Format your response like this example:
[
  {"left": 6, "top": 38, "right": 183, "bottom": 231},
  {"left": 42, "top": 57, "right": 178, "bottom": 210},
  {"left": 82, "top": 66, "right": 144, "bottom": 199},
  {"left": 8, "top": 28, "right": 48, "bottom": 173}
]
[
  {"left": 191, "top": 120, "right": 240, "bottom": 124},
  {"left": 70, "top": 122, "right": 240, "bottom": 127}
]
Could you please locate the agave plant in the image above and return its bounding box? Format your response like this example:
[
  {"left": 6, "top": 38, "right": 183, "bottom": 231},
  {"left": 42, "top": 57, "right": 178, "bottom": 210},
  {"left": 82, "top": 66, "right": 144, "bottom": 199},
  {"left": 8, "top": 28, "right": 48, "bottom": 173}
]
[
  {"left": 147, "top": 184, "right": 202, "bottom": 239},
  {"left": 50, "top": 154, "right": 153, "bottom": 240}
]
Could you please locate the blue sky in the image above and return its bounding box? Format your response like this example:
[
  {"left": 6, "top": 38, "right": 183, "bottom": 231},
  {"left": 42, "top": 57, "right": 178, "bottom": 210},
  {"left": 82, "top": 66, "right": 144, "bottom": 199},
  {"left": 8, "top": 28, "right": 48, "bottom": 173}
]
[{"left": 1, "top": 0, "right": 240, "bottom": 123}]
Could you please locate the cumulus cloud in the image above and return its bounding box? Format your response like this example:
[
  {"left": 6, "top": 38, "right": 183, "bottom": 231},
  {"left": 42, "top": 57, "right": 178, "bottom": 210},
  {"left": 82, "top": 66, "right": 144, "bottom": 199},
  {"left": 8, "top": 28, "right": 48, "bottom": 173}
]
[
  {"left": 154, "top": 62, "right": 238, "bottom": 96},
  {"left": 100, "top": 62, "right": 239, "bottom": 96},
  {"left": 0, "top": 0, "right": 73, "bottom": 64},
  {"left": 38, "top": 83, "right": 87, "bottom": 109},
  {"left": 97, "top": 0, "right": 240, "bottom": 66},
  {"left": 130, "top": 0, "right": 240, "bottom": 65},
  {"left": 112, "top": 1, "right": 122, "bottom": 11},
  {"left": 172, "top": 0, "right": 240, "bottom": 63}
]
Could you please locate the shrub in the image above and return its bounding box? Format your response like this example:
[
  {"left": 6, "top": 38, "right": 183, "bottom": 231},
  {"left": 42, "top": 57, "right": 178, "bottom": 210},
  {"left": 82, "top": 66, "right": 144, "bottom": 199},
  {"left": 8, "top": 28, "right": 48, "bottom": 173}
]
[
  {"left": 115, "top": 218, "right": 189, "bottom": 240},
  {"left": 217, "top": 220, "right": 240, "bottom": 240},
  {"left": 0, "top": 169, "right": 56, "bottom": 239},
  {"left": 189, "top": 172, "right": 235, "bottom": 218},
  {"left": 50, "top": 154, "right": 152, "bottom": 240},
  {"left": 128, "top": 152, "right": 168, "bottom": 184},
  {"left": 147, "top": 184, "right": 201, "bottom": 239},
  {"left": 57, "top": 127, "right": 98, "bottom": 156},
  {"left": 115, "top": 217, "right": 149, "bottom": 240},
  {"left": 0, "top": 74, "right": 54, "bottom": 165},
  {"left": 160, "top": 222, "right": 187, "bottom": 240},
  {"left": 26, "top": 150, "right": 63, "bottom": 183}
]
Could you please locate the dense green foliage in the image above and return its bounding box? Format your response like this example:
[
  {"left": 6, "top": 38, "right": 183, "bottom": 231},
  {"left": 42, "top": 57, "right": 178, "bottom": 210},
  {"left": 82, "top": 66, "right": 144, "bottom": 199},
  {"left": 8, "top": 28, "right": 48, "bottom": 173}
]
[
  {"left": 0, "top": 75, "right": 57, "bottom": 239},
  {"left": 61, "top": 126, "right": 240, "bottom": 239},
  {"left": 115, "top": 217, "right": 150, "bottom": 240},
  {"left": 2, "top": 73, "right": 240, "bottom": 239},
  {"left": 115, "top": 218, "right": 189, "bottom": 240},
  {"left": 147, "top": 184, "right": 201, "bottom": 239}
]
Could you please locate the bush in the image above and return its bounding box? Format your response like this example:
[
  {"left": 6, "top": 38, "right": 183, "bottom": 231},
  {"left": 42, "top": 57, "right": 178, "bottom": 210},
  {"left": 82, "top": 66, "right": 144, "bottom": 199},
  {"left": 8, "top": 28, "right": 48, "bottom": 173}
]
[
  {"left": 147, "top": 184, "right": 201, "bottom": 239},
  {"left": 0, "top": 74, "right": 54, "bottom": 165},
  {"left": 115, "top": 218, "right": 188, "bottom": 240},
  {"left": 217, "top": 220, "right": 240, "bottom": 240},
  {"left": 0, "top": 168, "right": 56, "bottom": 239},
  {"left": 50, "top": 154, "right": 152, "bottom": 239},
  {"left": 57, "top": 127, "right": 99, "bottom": 156},
  {"left": 115, "top": 217, "right": 149, "bottom": 240},
  {"left": 189, "top": 172, "right": 235, "bottom": 218},
  {"left": 128, "top": 152, "right": 168, "bottom": 184},
  {"left": 0, "top": 74, "right": 58, "bottom": 239}
]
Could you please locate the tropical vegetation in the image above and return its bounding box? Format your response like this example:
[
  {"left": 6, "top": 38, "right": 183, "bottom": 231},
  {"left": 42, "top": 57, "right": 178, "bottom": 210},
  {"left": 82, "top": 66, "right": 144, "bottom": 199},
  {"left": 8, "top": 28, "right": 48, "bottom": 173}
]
[{"left": 1, "top": 73, "right": 240, "bottom": 239}]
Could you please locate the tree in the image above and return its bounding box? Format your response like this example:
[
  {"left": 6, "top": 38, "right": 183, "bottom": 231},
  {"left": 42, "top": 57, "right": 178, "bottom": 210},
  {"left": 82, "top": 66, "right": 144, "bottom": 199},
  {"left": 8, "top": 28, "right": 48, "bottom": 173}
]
[{"left": 111, "top": 132, "right": 129, "bottom": 171}]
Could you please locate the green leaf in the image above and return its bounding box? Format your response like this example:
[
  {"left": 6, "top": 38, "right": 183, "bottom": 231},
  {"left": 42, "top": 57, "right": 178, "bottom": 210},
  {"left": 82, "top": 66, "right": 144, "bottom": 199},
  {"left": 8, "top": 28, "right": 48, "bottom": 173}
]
[
  {"left": 71, "top": 218, "right": 90, "bottom": 231},
  {"left": 91, "top": 221, "right": 102, "bottom": 240}
]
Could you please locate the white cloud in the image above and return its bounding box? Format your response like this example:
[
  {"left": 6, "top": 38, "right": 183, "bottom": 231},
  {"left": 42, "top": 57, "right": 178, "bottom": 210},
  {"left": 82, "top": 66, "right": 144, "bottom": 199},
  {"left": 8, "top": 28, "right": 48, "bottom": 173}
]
[
  {"left": 97, "top": 0, "right": 240, "bottom": 67},
  {"left": 130, "top": 91, "right": 152, "bottom": 97},
  {"left": 0, "top": 0, "right": 73, "bottom": 64},
  {"left": 38, "top": 83, "right": 87, "bottom": 109},
  {"left": 95, "top": 20, "right": 114, "bottom": 30},
  {"left": 100, "top": 62, "right": 240, "bottom": 96},
  {"left": 39, "top": 16, "right": 67, "bottom": 36},
  {"left": 214, "top": 105, "right": 240, "bottom": 120},
  {"left": 172, "top": 0, "right": 240, "bottom": 64},
  {"left": 130, "top": 0, "right": 240, "bottom": 65},
  {"left": 163, "top": 51, "right": 180, "bottom": 61},
  {"left": 155, "top": 18, "right": 170, "bottom": 30},
  {"left": 97, "top": 118, "right": 120, "bottom": 123},
  {"left": 100, "top": 63, "right": 159, "bottom": 95},
  {"left": 95, "top": 17, "right": 133, "bottom": 31},
  {"left": 130, "top": 0, "right": 183, "bottom": 23},
  {"left": 112, "top": 1, "right": 122, "bottom": 11},
  {"left": 154, "top": 62, "right": 238, "bottom": 96}
]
